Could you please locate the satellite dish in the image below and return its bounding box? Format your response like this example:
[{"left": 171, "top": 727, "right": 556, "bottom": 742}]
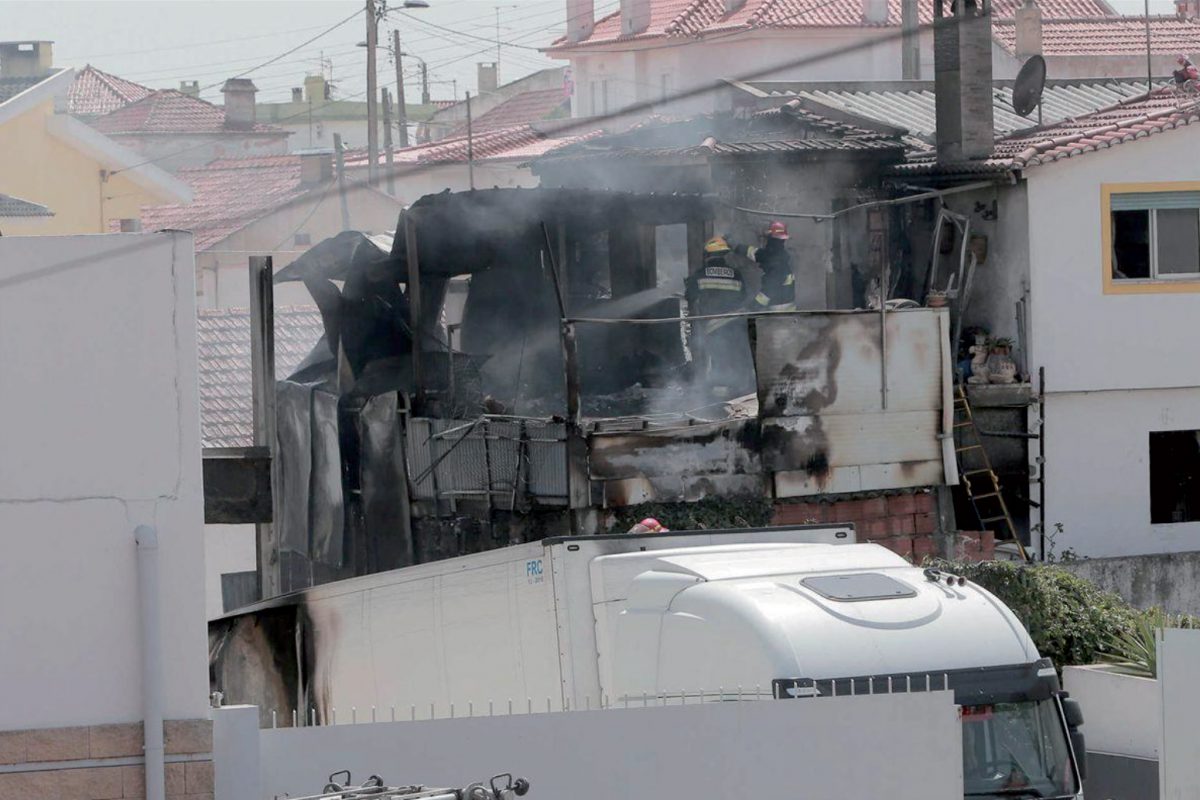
[{"left": 1013, "top": 55, "right": 1047, "bottom": 118}]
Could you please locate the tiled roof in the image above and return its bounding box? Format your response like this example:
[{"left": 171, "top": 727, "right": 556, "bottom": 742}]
[
  {"left": 895, "top": 88, "right": 1200, "bottom": 174},
  {"left": 348, "top": 124, "right": 603, "bottom": 167},
  {"left": 67, "top": 65, "right": 152, "bottom": 116},
  {"left": 0, "top": 74, "right": 46, "bottom": 105},
  {"left": 449, "top": 88, "right": 569, "bottom": 136},
  {"left": 0, "top": 193, "right": 53, "bottom": 217},
  {"left": 993, "top": 16, "right": 1200, "bottom": 55},
  {"left": 139, "top": 154, "right": 317, "bottom": 249},
  {"left": 197, "top": 305, "right": 326, "bottom": 448},
  {"left": 745, "top": 78, "right": 1156, "bottom": 142},
  {"left": 547, "top": 0, "right": 1114, "bottom": 48},
  {"left": 90, "top": 89, "right": 286, "bottom": 135}
]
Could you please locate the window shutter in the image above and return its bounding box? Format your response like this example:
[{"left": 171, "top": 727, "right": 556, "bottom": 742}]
[{"left": 1111, "top": 191, "right": 1200, "bottom": 211}]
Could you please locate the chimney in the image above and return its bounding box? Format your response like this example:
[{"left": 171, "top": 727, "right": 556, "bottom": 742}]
[
  {"left": 298, "top": 149, "right": 334, "bottom": 186},
  {"left": 934, "top": 0, "right": 995, "bottom": 162},
  {"left": 478, "top": 62, "right": 498, "bottom": 95},
  {"left": 0, "top": 41, "right": 54, "bottom": 78},
  {"left": 292, "top": 87, "right": 303, "bottom": 102},
  {"left": 304, "top": 74, "right": 329, "bottom": 103},
  {"left": 566, "top": 0, "right": 595, "bottom": 42},
  {"left": 1014, "top": 0, "right": 1042, "bottom": 57},
  {"left": 221, "top": 78, "right": 258, "bottom": 129},
  {"left": 179, "top": 80, "right": 200, "bottom": 97},
  {"left": 863, "top": 0, "right": 889, "bottom": 24},
  {"left": 620, "top": 0, "right": 651, "bottom": 35}
]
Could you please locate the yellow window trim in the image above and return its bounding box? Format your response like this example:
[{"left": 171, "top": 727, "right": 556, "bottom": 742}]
[{"left": 1101, "top": 182, "right": 1200, "bottom": 294}]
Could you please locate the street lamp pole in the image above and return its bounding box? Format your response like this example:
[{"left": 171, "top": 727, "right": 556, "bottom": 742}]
[
  {"left": 365, "top": 0, "right": 380, "bottom": 187},
  {"left": 393, "top": 30, "right": 410, "bottom": 148}
]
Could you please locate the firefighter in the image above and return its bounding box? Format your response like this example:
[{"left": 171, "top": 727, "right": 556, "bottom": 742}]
[
  {"left": 685, "top": 237, "right": 753, "bottom": 394},
  {"left": 730, "top": 220, "right": 796, "bottom": 311}
]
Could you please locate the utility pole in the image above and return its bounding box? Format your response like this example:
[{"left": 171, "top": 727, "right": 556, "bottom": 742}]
[
  {"left": 465, "top": 91, "right": 475, "bottom": 190},
  {"left": 382, "top": 87, "right": 395, "bottom": 195},
  {"left": 365, "top": 0, "right": 380, "bottom": 187},
  {"left": 393, "top": 30, "right": 410, "bottom": 148},
  {"left": 422, "top": 62, "right": 430, "bottom": 105},
  {"left": 495, "top": 6, "right": 502, "bottom": 84},
  {"left": 333, "top": 133, "right": 352, "bottom": 231}
]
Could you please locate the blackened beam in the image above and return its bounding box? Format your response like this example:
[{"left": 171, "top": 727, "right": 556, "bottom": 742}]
[
  {"left": 249, "top": 255, "right": 278, "bottom": 599},
  {"left": 405, "top": 211, "right": 424, "bottom": 402},
  {"left": 202, "top": 447, "right": 272, "bottom": 524}
]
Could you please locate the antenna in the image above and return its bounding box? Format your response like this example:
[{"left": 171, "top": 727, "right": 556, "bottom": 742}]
[{"left": 1012, "top": 55, "right": 1046, "bottom": 119}]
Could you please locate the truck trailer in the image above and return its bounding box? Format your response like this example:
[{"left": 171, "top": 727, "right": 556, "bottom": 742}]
[{"left": 211, "top": 525, "right": 1086, "bottom": 798}]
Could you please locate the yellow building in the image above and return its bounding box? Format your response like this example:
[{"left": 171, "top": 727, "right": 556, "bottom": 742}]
[{"left": 0, "top": 41, "right": 189, "bottom": 236}]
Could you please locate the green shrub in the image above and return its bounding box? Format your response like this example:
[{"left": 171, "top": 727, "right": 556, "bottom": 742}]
[
  {"left": 929, "top": 559, "right": 1140, "bottom": 669},
  {"left": 1101, "top": 607, "right": 1200, "bottom": 678},
  {"left": 612, "top": 496, "right": 774, "bottom": 533}
]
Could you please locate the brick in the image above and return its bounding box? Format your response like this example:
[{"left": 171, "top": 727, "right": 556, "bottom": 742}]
[
  {"left": 121, "top": 765, "right": 145, "bottom": 799},
  {"left": 164, "top": 721, "right": 211, "bottom": 756},
  {"left": 914, "top": 491, "right": 936, "bottom": 514},
  {"left": 886, "top": 493, "right": 921, "bottom": 516},
  {"left": 914, "top": 512, "right": 937, "bottom": 535},
  {"left": 184, "top": 763, "right": 213, "bottom": 795},
  {"left": 861, "top": 518, "right": 892, "bottom": 537},
  {"left": 829, "top": 498, "right": 864, "bottom": 522},
  {"left": 980, "top": 530, "right": 996, "bottom": 561},
  {"left": 912, "top": 535, "right": 938, "bottom": 563},
  {"left": 860, "top": 496, "right": 889, "bottom": 519},
  {"left": 885, "top": 535, "right": 914, "bottom": 559},
  {"left": 182, "top": 794, "right": 214, "bottom": 800},
  {"left": 891, "top": 515, "right": 916, "bottom": 535},
  {"left": 165, "top": 763, "right": 187, "bottom": 797},
  {"left": 772, "top": 502, "right": 822, "bottom": 525},
  {"left": 25, "top": 726, "right": 90, "bottom": 762},
  {"left": 90, "top": 724, "right": 143, "bottom": 759},
  {"left": 0, "top": 730, "right": 27, "bottom": 765},
  {"left": 0, "top": 770, "right": 48, "bottom": 799},
  {"left": 61, "top": 767, "right": 123, "bottom": 800}
]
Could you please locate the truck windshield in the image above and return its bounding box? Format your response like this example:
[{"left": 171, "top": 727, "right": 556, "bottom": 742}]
[{"left": 962, "top": 699, "right": 1078, "bottom": 799}]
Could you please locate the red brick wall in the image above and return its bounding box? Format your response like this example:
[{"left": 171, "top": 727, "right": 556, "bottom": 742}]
[{"left": 772, "top": 490, "right": 994, "bottom": 563}]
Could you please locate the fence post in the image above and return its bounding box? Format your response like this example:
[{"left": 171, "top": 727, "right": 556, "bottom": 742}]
[{"left": 213, "top": 705, "right": 261, "bottom": 800}]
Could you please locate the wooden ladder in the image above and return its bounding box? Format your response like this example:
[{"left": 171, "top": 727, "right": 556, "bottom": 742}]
[{"left": 953, "top": 385, "right": 1029, "bottom": 562}]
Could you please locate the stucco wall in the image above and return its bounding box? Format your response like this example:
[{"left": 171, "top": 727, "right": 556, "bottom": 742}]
[
  {"left": 107, "top": 132, "right": 290, "bottom": 173},
  {"left": 1025, "top": 125, "right": 1200, "bottom": 394},
  {"left": 0, "top": 100, "right": 174, "bottom": 235},
  {"left": 1043, "top": 387, "right": 1200, "bottom": 557},
  {"left": 0, "top": 232, "right": 209, "bottom": 728},
  {"left": 1061, "top": 551, "right": 1200, "bottom": 615},
  {"left": 205, "top": 524, "right": 257, "bottom": 620}
]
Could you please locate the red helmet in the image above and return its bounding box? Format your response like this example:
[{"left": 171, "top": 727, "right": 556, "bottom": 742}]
[{"left": 766, "top": 220, "right": 789, "bottom": 240}]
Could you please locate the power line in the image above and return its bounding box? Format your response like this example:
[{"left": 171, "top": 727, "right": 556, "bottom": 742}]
[
  {"left": 393, "top": 11, "right": 544, "bottom": 50},
  {"left": 59, "top": 23, "right": 339, "bottom": 61}
]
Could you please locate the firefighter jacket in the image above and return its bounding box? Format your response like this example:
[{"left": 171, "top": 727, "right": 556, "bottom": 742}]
[
  {"left": 685, "top": 257, "right": 746, "bottom": 316},
  {"left": 735, "top": 239, "right": 795, "bottom": 309}
]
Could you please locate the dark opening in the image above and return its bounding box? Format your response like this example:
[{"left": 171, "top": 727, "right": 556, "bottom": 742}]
[
  {"left": 1150, "top": 430, "right": 1200, "bottom": 524},
  {"left": 1112, "top": 210, "right": 1150, "bottom": 279}
]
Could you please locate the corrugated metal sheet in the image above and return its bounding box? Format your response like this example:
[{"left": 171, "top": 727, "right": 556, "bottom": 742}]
[{"left": 746, "top": 79, "right": 1155, "bottom": 142}]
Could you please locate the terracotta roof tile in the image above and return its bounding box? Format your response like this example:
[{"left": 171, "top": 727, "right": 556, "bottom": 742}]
[
  {"left": 994, "top": 16, "right": 1200, "bottom": 55},
  {"left": 895, "top": 88, "right": 1200, "bottom": 174},
  {"left": 449, "top": 89, "right": 570, "bottom": 136},
  {"left": 139, "top": 154, "right": 317, "bottom": 249},
  {"left": 90, "top": 89, "right": 286, "bottom": 135},
  {"left": 348, "top": 124, "right": 603, "bottom": 167},
  {"left": 0, "top": 193, "right": 53, "bottom": 217},
  {"left": 197, "top": 306, "right": 326, "bottom": 448},
  {"left": 547, "top": 0, "right": 1114, "bottom": 48},
  {"left": 67, "top": 65, "right": 153, "bottom": 116},
  {"left": 0, "top": 74, "right": 49, "bottom": 105}
]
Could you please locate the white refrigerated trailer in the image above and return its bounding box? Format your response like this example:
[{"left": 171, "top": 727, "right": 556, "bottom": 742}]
[{"left": 213, "top": 525, "right": 1087, "bottom": 798}]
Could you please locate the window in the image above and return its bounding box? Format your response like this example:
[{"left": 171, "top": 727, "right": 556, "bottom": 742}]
[
  {"left": 1110, "top": 191, "right": 1200, "bottom": 281},
  {"left": 1150, "top": 429, "right": 1200, "bottom": 524}
]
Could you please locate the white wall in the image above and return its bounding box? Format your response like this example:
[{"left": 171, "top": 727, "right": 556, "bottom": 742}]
[
  {"left": 1043, "top": 387, "right": 1200, "bottom": 557},
  {"left": 0, "top": 232, "right": 209, "bottom": 728},
  {"left": 253, "top": 693, "right": 963, "bottom": 800},
  {"left": 205, "top": 524, "right": 257, "bottom": 620},
  {"left": 1159, "top": 628, "right": 1200, "bottom": 799},
  {"left": 1026, "top": 126, "right": 1200, "bottom": 395}
]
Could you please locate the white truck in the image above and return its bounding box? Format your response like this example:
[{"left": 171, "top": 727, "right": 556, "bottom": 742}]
[{"left": 212, "top": 525, "right": 1087, "bottom": 799}]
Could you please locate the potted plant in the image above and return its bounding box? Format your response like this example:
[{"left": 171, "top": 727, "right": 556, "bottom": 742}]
[
  {"left": 987, "top": 337, "right": 1018, "bottom": 384},
  {"left": 926, "top": 290, "right": 948, "bottom": 308}
]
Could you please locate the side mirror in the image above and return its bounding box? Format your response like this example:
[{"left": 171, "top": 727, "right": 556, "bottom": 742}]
[
  {"left": 1070, "top": 730, "right": 1088, "bottom": 781},
  {"left": 1062, "top": 696, "right": 1084, "bottom": 728}
]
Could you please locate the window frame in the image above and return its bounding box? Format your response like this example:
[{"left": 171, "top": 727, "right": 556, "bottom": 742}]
[{"left": 1101, "top": 183, "right": 1200, "bottom": 294}]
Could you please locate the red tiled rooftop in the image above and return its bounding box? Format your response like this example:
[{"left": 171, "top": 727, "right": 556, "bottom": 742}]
[
  {"left": 548, "top": 0, "right": 1115, "bottom": 47},
  {"left": 139, "top": 154, "right": 314, "bottom": 249},
  {"left": 67, "top": 65, "right": 153, "bottom": 116},
  {"left": 993, "top": 16, "right": 1200, "bottom": 55},
  {"left": 347, "top": 124, "right": 604, "bottom": 167},
  {"left": 896, "top": 88, "right": 1200, "bottom": 173},
  {"left": 90, "top": 89, "right": 286, "bottom": 135},
  {"left": 449, "top": 89, "right": 570, "bottom": 136}
]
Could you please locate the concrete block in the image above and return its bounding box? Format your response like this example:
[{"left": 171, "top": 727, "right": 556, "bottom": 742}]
[
  {"left": 912, "top": 535, "right": 938, "bottom": 563},
  {"left": 62, "top": 767, "right": 123, "bottom": 800},
  {"left": 25, "top": 726, "right": 90, "bottom": 762},
  {"left": 0, "top": 731, "right": 27, "bottom": 765},
  {"left": 166, "top": 763, "right": 187, "bottom": 796},
  {"left": 861, "top": 518, "right": 891, "bottom": 537},
  {"left": 860, "top": 497, "right": 889, "bottom": 519},
  {"left": 164, "top": 721, "right": 211, "bottom": 755},
  {"left": 90, "top": 724, "right": 143, "bottom": 759},
  {"left": 891, "top": 515, "right": 916, "bottom": 535},
  {"left": 120, "top": 766, "right": 145, "bottom": 799},
  {"left": 913, "top": 512, "right": 937, "bottom": 535},
  {"left": 185, "top": 763, "right": 213, "bottom": 795}
]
